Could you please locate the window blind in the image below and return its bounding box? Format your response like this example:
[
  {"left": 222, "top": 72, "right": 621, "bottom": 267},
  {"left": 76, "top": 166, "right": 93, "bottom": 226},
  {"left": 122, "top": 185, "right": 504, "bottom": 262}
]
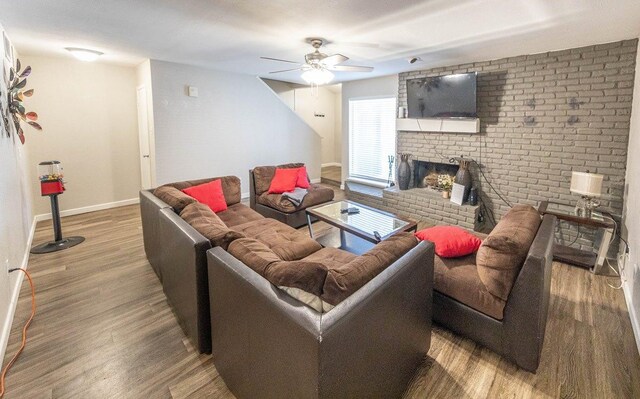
[{"left": 348, "top": 97, "right": 397, "bottom": 182}]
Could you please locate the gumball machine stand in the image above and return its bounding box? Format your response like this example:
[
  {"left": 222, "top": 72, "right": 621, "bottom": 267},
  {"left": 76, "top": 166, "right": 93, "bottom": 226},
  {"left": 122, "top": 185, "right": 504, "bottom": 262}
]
[{"left": 31, "top": 161, "right": 85, "bottom": 254}]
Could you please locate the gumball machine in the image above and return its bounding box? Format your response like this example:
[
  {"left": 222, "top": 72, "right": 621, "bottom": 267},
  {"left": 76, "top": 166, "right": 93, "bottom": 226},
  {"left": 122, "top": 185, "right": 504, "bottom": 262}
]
[
  {"left": 39, "top": 161, "right": 65, "bottom": 196},
  {"left": 31, "top": 161, "right": 85, "bottom": 254}
]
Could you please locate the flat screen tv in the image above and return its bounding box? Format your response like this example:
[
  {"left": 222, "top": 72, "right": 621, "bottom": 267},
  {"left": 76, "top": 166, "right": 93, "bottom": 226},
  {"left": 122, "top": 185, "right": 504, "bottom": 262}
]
[{"left": 406, "top": 72, "right": 477, "bottom": 118}]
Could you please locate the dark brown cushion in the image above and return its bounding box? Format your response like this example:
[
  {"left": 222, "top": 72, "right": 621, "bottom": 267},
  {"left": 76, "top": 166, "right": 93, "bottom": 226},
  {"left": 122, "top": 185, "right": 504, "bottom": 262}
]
[
  {"left": 228, "top": 238, "right": 328, "bottom": 297},
  {"left": 303, "top": 247, "right": 358, "bottom": 269},
  {"left": 165, "top": 176, "right": 242, "bottom": 206},
  {"left": 434, "top": 253, "right": 507, "bottom": 320},
  {"left": 217, "top": 203, "right": 264, "bottom": 227},
  {"left": 153, "top": 185, "right": 196, "bottom": 213},
  {"left": 231, "top": 218, "right": 322, "bottom": 261},
  {"left": 256, "top": 184, "right": 335, "bottom": 213},
  {"left": 179, "top": 202, "right": 245, "bottom": 250},
  {"left": 321, "top": 233, "right": 418, "bottom": 306},
  {"left": 252, "top": 163, "right": 305, "bottom": 195},
  {"left": 476, "top": 204, "right": 542, "bottom": 300}
]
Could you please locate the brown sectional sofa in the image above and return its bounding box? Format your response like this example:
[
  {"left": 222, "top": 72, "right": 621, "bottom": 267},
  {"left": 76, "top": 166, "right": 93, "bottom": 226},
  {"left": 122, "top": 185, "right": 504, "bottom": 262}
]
[
  {"left": 140, "top": 175, "right": 435, "bottom": 397},
  {"left": 249, "top": 163, "right": 335, "bottom": 228},
  {"left": 432, "top": 205, "right": 556, "bottom": 372}
]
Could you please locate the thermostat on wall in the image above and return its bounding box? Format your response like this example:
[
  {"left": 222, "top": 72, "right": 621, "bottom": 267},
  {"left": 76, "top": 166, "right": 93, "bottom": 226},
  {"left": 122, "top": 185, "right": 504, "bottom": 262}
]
[{"left": 188, "top": 86, "right": 198, "bottom": 97}]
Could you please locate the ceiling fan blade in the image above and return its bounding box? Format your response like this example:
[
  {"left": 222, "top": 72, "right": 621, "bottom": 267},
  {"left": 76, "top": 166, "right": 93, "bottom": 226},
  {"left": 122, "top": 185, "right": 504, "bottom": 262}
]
[
  {"left": 260, "top": 56, "right": 301, "bottom": 65},
  {"left": 321, "top": 54, "right": 348, "bottom": 66},
  {"left": 269, "top": 68, "right": 304, "bottom": 74},
  {"left": 327, "top": 65, "right": 374, "bottom": 72}
]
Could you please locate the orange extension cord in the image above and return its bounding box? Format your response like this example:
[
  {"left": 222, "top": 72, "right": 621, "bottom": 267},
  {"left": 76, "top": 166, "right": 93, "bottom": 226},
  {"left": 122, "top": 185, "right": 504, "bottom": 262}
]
[{"left": 0, "top": 269, "right": 36, "bottom": 399}]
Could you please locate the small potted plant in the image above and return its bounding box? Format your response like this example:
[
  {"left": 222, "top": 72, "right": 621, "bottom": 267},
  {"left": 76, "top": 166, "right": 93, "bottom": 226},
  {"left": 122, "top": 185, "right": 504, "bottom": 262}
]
[{"left": 438, "top": 174, "right": 453, "bottom": 199}]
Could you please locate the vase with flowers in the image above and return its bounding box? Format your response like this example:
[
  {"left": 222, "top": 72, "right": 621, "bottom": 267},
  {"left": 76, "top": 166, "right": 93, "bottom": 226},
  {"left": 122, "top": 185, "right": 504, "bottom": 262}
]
[{"left": 437, "top": 174, "right": 453, "bottom": 199}]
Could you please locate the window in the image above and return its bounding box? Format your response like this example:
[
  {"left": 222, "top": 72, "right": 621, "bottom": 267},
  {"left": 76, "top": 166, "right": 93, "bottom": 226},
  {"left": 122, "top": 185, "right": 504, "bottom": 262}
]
[{"left": 349, "top": 97, "right": 397, "bottom": 182}]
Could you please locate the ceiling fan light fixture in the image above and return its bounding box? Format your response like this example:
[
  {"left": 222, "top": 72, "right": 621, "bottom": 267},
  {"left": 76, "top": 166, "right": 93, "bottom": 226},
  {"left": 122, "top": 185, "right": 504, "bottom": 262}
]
[
  {"left": 301, "top": 68, "right": 334, "bottom": 85},
  {"left": 65, "top": 47, "right": 104, "bottom": 62}
]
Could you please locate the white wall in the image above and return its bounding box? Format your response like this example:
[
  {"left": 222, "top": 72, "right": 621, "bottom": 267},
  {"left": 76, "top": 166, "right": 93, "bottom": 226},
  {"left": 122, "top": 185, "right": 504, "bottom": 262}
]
[
  {"left": 341, "top": 75, "right": 398, "bottom": 182},
  {"left": 293, "top": 87, "right": 337, "bottom": 166},
  {"left": 0, "top": 24, "right": 34, "bottom": 367},
  {"left": 262, "top": 78, "right": 341, "bottom": 166},
  {"left": 21, "top": 55, "right": 141, "bottom": 216},
  {"left": 622, "top": 39, "right": 640, "bottom": 353},
  {"left": 150, "top": 60, "right": 321, "bottom": 194}
]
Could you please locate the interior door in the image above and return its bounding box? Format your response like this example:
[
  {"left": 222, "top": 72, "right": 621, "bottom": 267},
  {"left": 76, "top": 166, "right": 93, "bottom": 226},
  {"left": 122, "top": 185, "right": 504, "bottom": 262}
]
[{"left": 136, "top": 86, "right": 152, "bottom": 189}]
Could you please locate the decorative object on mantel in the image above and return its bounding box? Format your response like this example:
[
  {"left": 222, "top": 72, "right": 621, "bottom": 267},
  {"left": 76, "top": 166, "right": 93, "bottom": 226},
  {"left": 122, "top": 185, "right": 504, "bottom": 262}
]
[
  {"left": 2, "top": 58, "right": 41, "bottom": 144},
  {"left": 452, "top": 156, "right": 473, "bottom": 203},
  {"left": 437, "top": 174, "right": 453, "bottom": 198},
  {"left": 570, "top": 171, "right": 603, "bottom": 218},
  {"left": 397, "top": 153, "right": 412, "bottom": 190},
  {"left": 387, "top": 155, "right": 395, "bottom": 187},
  {"left": 468, "top": 187, "right": 478, "bottom": 206},
  {"left": 450, "top": 183, "right": 465, "bottom": 205},
  {"left": 398, "top": 106, "right": 406, "bottom": 119}
]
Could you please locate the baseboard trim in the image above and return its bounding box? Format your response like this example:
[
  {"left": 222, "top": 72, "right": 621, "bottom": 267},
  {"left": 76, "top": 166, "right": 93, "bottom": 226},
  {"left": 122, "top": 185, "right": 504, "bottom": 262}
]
[
  {"left": 34, "top": 198, "right": 140, "bottom": 222},
  {"left": 321, "top": 162, "right": 342, "bottom": 168},
  {"left": 0, "top": 217, "right": 36, "bottom": 368},
  {"left": 311, "top": 178, "right": 321, "bottom": 184},
  {"left": 241, "top": 192, "right": 250, "bottom": 200},
  {"left": 623, "top": 278, "right": 640, "bottom": 355}
]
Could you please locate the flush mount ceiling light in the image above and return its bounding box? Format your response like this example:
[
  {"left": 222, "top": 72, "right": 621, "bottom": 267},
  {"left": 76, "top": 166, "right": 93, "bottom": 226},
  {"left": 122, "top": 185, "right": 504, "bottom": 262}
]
[{"left": 65, "top": 47, "right": 103, "bottom": 62}]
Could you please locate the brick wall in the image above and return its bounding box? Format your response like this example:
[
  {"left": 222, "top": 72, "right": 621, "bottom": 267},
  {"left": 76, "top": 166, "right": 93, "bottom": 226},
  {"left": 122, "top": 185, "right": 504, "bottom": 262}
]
[{"left": 394, "top": 39, "right": 637, "bottom": 250}]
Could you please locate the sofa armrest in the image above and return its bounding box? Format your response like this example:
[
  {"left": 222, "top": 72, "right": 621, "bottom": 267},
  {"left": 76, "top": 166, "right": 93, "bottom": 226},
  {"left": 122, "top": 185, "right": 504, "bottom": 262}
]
[
  {"left": 158, "top": 208, "right": 212, "bottom": 353},
  {"left": 249, "top": 169, "right": 257, "bottom": 209},
  {"left": 207, "top": 240, "right": 434, "bottom": 398},
  {"left": 503, "top": 214, "right": 556, "bottom": 371},
  {"left": 319, "top": 241, "right": 434, "bottom": 398},
  {"left": 139, "top": 190, "right": 172, "bottom": 279},
  {"left": 207, "top": 246, "right": 322, "bottom": 399}
]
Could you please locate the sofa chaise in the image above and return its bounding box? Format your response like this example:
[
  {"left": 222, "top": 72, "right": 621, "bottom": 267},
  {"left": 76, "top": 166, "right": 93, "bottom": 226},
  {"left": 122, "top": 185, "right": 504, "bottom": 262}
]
[{"left": 432, "top": 204, "right": 556, "bottom": 372}]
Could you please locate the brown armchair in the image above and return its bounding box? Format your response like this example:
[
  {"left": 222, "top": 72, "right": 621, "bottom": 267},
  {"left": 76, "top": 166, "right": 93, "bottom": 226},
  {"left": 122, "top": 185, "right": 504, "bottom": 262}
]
[{"left": 249, "top": 163, "right": 334, "bottom": 228}]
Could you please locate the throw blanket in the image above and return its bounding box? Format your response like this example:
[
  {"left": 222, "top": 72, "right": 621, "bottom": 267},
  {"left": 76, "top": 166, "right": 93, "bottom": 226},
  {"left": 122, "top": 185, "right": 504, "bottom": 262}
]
[{"left": 282, "top": 187, "right": 308, "bottom": 207}]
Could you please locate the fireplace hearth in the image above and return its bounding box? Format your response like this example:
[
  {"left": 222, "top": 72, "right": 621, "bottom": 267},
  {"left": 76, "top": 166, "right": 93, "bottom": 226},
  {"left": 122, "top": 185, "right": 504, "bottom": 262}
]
[{"left": 412, "top": 160, "right": 459, "bottom": 189}]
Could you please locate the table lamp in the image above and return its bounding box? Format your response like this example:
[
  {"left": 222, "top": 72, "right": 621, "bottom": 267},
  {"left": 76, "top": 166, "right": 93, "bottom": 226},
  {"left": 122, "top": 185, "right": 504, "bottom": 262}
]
[{"left": 570, "top": 171, "right": 603, "bottom": 218}]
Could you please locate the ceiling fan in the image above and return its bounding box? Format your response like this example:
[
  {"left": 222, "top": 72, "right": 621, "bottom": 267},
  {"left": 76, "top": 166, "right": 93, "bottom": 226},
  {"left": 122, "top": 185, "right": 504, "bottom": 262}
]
[{"left": 261, "top": 38, "right": 374, "bottom": 85}]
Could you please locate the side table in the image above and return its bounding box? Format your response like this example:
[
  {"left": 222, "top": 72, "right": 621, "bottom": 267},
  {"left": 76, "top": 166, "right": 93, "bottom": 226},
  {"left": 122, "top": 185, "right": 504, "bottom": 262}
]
[{"left": 538, "top": 201, "right": 615, "bottom": 275}]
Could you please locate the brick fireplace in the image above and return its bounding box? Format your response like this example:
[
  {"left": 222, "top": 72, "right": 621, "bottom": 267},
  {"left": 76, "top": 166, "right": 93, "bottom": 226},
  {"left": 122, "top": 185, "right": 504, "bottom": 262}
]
[{"left": 346, "top": 39, "right": 634, "bottom": 246}]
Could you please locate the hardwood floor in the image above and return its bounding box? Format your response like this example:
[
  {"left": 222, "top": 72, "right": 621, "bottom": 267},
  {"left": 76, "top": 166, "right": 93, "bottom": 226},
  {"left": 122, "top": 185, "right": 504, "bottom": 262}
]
[
  {"left": 3, "top": 198, "right": 640, "bottom": 398},
  {"left": 321, "top": 165, "right": 341, "bottom": 187}
]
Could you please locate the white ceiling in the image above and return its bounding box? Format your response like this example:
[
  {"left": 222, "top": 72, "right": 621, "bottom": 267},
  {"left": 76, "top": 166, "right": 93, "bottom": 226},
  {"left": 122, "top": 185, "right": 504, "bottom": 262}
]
[{"left": 1, "top": 0, "right": 640, "bottom": 84}]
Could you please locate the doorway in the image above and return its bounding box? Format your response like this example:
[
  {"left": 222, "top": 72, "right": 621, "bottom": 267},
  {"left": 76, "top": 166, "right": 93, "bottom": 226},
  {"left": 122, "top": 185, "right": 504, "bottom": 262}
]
[{"left": 136, "top": 85, "right": 153, "bottom": 189}]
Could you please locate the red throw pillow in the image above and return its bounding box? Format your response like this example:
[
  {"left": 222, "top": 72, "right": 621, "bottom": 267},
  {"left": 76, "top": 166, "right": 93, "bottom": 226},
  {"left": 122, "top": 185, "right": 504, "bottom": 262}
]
[
  {"left": 182, "top": 179, "right": 228, "bottom": 213},
  {"left": 296, "top": 166, "right": 310, "bottom": 189},
  {"left": 268, "top": 168, "right": 299, "bottom": 194},
  {"left": 415, "top": 226, "right": 482, "bottom": 258}
]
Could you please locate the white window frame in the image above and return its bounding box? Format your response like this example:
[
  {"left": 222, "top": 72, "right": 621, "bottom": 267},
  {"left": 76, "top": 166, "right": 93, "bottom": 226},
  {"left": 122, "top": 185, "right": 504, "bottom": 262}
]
[{"left": 348, "top": 96, "right": 397, "bottom": 184}]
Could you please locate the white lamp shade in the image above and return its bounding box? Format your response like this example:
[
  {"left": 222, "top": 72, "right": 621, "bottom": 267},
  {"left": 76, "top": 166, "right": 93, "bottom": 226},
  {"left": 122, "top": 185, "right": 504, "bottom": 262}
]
[
  {"left": 570, "top": 171, "right": 603, "bottom": 197},
  {"left": 301, "top": 68, "right": 334, "bottom": 85}
]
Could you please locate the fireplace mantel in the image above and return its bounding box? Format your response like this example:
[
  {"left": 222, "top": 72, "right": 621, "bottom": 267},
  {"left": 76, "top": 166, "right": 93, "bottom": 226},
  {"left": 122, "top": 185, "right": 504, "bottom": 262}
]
[{"left": 396, "top": 117, "right": 480, "bottom": 133}]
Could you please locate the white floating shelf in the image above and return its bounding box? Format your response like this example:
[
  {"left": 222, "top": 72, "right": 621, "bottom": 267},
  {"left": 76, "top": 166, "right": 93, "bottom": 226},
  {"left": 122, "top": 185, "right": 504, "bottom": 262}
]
[{"left": 396, "top": 118, "right": 480, "bottom": 133}]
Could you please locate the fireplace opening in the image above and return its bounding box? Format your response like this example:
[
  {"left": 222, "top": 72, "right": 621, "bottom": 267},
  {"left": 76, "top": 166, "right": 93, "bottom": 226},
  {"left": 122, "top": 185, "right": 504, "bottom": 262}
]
[{"left": 412, "top": 160, "right": 459, "bottom": 189}]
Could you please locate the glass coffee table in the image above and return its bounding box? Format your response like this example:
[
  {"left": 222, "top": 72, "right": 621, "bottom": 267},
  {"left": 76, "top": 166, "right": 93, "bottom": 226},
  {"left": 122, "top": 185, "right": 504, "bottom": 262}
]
[{"left": 306, "top": 200, "right": 417, "bottom": 254}]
